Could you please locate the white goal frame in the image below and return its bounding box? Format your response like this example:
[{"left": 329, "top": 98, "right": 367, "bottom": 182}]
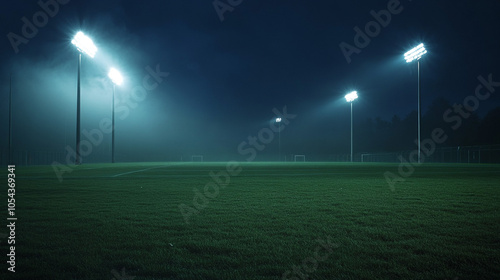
[
  {"left": 294, "top": 155, "right": 306, "bottom": 162},
  {"left": 191, "top": 155, "right": 204, "bottom": 162},
  {"left": 361, "top": 154, "right": 371, "bottom": 163},
  {"left": 361, "top": 153, "right": 402, "bottom": 163}
]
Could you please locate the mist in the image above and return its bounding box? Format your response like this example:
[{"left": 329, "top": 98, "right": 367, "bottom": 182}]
[{"left": 1, "top": 0, "right": 499, "bottom": 165}]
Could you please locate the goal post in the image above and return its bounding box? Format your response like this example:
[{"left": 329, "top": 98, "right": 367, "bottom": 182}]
[
  {"left": 191, "top": 155, "right": 204, "bottom": 162},
  {"left": 361, "top": 153, "right": 399, "bottom": 163},
  {"left": 361, "top": 154, "right": 370, "bottom": 163},
  {"left": 294, "top": 155, "right": 305, "bottom": 162}
]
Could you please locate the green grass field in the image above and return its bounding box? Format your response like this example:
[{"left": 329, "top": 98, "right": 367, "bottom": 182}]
[{"left": 1, "top": 162, "right": 499, "bottom": 280}]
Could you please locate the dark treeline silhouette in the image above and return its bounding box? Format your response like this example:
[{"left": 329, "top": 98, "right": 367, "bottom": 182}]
[{"left": 354, "top": 98, "right": 500, "bottom": 153}]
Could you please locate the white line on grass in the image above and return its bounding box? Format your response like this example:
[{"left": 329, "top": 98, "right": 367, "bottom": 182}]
[
  {"left": 111, "top": 163, "right": 188, "bottom": 177},
  {"left": 13, "top": 165, "right": 500, "bottom": 180}
]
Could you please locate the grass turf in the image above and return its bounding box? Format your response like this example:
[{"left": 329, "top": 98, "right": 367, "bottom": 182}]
[{"left": 1, "top": 162, "right": 499, "bottom": 279}]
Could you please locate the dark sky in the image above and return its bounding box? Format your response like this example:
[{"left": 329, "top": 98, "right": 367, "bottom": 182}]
[{"left": 1, "top": 0, "right": 499, "bottom": 162}]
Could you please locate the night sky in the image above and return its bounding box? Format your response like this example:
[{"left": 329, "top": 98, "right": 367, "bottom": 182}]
[{"left": 1, "top": 0, "right": 499, "bottom": 162}]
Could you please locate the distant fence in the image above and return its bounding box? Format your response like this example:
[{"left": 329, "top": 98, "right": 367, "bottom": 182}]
[
  {"left": 0, "top": 149, "right": 116, "bottom": 166},
  {"left": 1, "top": 145, "right": 499, "bottom": 166},
  {"left": 0, "top": 150, "right": 66, "bottom": 166},
  {"left": 360, "top": 145, "right": 500, "bottom": 164}
]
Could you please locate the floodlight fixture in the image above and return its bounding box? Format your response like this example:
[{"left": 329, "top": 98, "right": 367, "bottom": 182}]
[
  {"left": 345, "top": 91, "right": 358, "bottom": 103},
  {"left": 108, "top": 68, "right": 123, "bottom": 86},
  {"left": 71, "top": 31, "right": 97, "bottom": 58},
  {"left": 404, "top": 43, "right": 427, "bottom": 63}
]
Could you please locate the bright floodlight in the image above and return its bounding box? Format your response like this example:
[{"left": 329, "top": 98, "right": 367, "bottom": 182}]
[
  {"left": 71, "top": 31, "right": 97, "bottom": 58},
  {"left": 276, "top": 117, "right": 282, "bottom": 123},
  {"left": 345, "top": 91, "right": 358, "bottom": 102},
  {"left": 404, "top": 43, "right": 427, "bottom": 63},
  {"left": 108, "top": 68, "right": 123, "bottom": 86}
]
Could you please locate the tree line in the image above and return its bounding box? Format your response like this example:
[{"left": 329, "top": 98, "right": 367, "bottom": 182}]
[{"left": 355, "top": 98, "right": 500, "bottom": 153}]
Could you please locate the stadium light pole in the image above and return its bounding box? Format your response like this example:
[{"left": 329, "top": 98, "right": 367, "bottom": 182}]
[
  {"left": 276, "top": 117, "right": 282, "bottom": 161},
  {"left": 345, "top": 91, "right": 358, "bottom": 162},
  {"left": 404, "top": 43, "right": 427, "bottom": 164},
  {"left": 108, "top": 68, "right": 123, "bottom": 163},
  {"left": 71, "top": 31, "right": 97, "bottom": 165}
]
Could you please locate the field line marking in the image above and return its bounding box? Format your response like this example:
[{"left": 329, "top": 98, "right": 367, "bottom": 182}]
[
  {"left": 110, "top": 166, "right": 166, "bottom": 177},
  {"left": 110, "top": 163, "right": 187, "bottom": 177}
]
